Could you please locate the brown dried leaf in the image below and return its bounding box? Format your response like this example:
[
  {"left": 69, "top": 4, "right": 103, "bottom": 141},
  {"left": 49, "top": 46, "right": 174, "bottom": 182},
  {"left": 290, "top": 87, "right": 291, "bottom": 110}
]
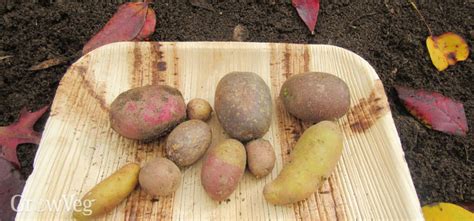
[{"left": 29, "top": 58, "right": 65, "bottom": 71}]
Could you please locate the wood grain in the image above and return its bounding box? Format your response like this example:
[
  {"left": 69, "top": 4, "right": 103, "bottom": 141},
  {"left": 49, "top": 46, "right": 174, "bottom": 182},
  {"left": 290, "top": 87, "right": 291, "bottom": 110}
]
[{"left": 17, "top": 42, "right": 423, "bottom": 220}]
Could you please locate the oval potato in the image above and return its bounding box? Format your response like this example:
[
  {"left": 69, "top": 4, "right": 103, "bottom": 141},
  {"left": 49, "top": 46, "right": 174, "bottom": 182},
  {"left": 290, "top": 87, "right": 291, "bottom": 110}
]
[
  {"left": 201, "top": 139, "right": 246, "bottom": 201},
  {"left": 110, "top": 85, "right": 186, "bottom": 141},
  {"left": 166, "top": 120, "right": 212, "bottom": 167},
  {"left": 139, "top": 157, "right": 181, "bottom": 197},
  {"left": 280, "top": 72, "right": 350, "bottom": 122},
  {"left": 187, "top": 98, "right": 213, "bottom": 121},
  {"left": 246, "top": 138, "right": 275, "bottom": 178},
  {"left": 215, "top": 72, "right": 272, "bottom": 141}
]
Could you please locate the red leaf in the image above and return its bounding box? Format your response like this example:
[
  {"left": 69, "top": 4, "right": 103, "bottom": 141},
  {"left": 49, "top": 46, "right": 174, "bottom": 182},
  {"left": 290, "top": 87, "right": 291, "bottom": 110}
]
[
  {"left": 292, "top": 0, "right": 320, "bottom": 34},
  {"left": 135, "top": 8, "right": 156, "bottom": 41},
  {"left": 0, "top": 158, "right": 25, "bottom": 220},
  {"left": 396, "top": 86, "right": 468, "bottom": 136},
  {"left": 82, "top": 2, "right": 149, "bottom": 54},
  {"left": 0, "top": 106, "right": 49, "bottom": 167}
]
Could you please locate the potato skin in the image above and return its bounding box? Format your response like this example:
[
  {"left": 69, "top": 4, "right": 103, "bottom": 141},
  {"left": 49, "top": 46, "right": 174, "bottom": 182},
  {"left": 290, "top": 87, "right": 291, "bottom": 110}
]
[
  {"left": 263, "top": 121, "right": 343, "bottom": 205},
  {"left": 187, "top": 98, "right": 213, "bottom": 121},
  {"left": 166, "top": 120, "right": 212, "bottom": 167},
  {"left": 139, "top": 157, "right": 181, "bottom": 197},
  {"left": 246, "top": 139, "right": 275, "bottom": 178},
  {"left": 215, "top": 72, "right": 272, "bottom": 142},
  {"left": 280, "top": 72, "right": 350, "bottom": 122},
  {"left": 110, "top": 85, "right": 186, "bottom": 141},
  {"left": 72, "top": 163, "right": 140, "bottom": 220},
  {"left": 201, "top": 139, "right": 246, "bottom": 201}
]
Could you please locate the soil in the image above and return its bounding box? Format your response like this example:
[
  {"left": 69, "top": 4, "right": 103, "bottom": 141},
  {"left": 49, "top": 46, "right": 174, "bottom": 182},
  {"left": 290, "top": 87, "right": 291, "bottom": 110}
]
[{"left": 1, "top": 0, "right": 472, "bottom": 206}]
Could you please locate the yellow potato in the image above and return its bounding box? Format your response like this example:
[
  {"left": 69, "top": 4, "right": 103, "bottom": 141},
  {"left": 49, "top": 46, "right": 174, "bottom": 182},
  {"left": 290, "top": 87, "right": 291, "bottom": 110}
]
[
  {"left": 73, "top": 163, "right": 140, "bottom": 220},
  {"left": 263, "top": 121, "right": 343, "bottom": 205}
]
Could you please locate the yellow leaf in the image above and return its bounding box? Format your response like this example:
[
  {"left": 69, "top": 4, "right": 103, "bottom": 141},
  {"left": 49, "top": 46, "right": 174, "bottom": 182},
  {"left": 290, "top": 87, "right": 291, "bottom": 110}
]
[
  {"left": 426, "top": 32, "right": 470, "bottom": 71},
  {"left": 422, "top": 202, "right": 474, "bottom": 221}
]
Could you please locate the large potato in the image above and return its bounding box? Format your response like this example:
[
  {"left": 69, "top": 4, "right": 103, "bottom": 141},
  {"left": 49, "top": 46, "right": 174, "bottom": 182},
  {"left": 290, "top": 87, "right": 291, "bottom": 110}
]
[
  {"left": 110, "top": 85, "right": 186, "bottom": 141},
  {"left": 263, "top": 121, "right": 343, "bottom": 205},
  {"left": 201, "top": 139, "right": 246, "bottom": 201},
  {"left": 72, "top": 163, "right": 140, "bottom": 220},
  {"left": 215, "top": 72, "right": 272, "bottom": 141},
  {"left": 246, "top": 138, "right": 275, "bottom": 178},
  {"left": 280, "top": 72, "right": 350, "bottom": 122},
  {"left": 139, "top": 157, "right": 181, "bottom": 197},
  {"left": 166, "top": 120, "right": 212, "bottom": 167}
]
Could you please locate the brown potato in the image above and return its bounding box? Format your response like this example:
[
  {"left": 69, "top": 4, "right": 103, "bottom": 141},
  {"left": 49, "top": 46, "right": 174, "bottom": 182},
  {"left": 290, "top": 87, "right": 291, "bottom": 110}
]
[
  {"left": 139, "top": 157, "right": 181, "bottom": 197},
  {"left": 110, "top": 85, "right": 186, "bottom": 141},
  {"left": 165, "top": 120, "right": 212, "bottom": 167},
  {"left": 215, "top": 72, "right": 272, "bottom": 142},
  {"left": 201, "top": 139, "right": 246, "bottom": 201},
  {"left": 246, "top": 139, "right": 275, "bottom": 178},
  {"left": 187, "top": 98, "right": 212, "bottom": 121},
  {"left": 280, "top": 72, "right": 350, "bottom": 122}
]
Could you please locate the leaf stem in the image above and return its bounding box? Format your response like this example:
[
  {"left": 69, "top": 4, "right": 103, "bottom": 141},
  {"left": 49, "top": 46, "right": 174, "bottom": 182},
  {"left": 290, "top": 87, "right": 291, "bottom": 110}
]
[{"left": 408, "top": 0, "right": 433, "bottom": 36}]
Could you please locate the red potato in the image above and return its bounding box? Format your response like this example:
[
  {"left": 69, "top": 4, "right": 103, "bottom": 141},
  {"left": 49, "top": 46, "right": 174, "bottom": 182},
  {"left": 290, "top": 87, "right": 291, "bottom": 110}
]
[
  {"left": 201, "top": 139, "right": 246, "bottom": 201},
  {"left": 110, "top": 85, "right": 186, "bottom": 141}
]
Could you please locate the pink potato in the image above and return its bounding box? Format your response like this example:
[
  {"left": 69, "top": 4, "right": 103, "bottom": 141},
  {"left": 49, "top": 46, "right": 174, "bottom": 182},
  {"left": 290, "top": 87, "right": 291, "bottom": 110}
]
[
  {"left": 246, "top": 138, "right": 275, "bottom": 178},
  {"left": 110, "top": 85, "right": 186, "bottom": 141},
  {"left": 201, "top": 139, "right": 246, "bottom": 201}
]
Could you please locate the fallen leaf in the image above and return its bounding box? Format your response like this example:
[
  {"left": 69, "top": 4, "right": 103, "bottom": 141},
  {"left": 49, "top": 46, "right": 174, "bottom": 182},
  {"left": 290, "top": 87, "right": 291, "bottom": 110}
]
[
  {"left": 28, "top": 57, "right": 65, "bottom": 71},
  {"left": 292, "top": 0, "right": 320, "bottom": 34},
  {"left": 0, "top": 106, "right": 49, "bottom": 167},
  {"left": 233, "top": 24, "right": 249, "bottom": 42},
  {"left": 423, "top": 202, "right": 474, "bottom": 221},
  {"left": 0, "top": 158, "right": 25, "bottom": 220},
  {"left": 396, "top": 86, "right": 468, "bottom": 136},
  {"left": 459, "top": 203, "right": 474, "bottom": 213},
  {"left": 189, "top": 0, "right": 215, "bottom": 11},
  {"left": 82, "top": 2, "right": 149, "bottom": 54},
  {"left": 135, "top": 8, "right": 156, "bottom": 41},
  {"left": 426, "top": 33, "right": 469, "bottom": 71}
]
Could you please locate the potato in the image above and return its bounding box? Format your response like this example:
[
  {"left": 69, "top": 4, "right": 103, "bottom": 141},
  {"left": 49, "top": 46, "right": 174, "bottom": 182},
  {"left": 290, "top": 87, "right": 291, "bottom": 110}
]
[
  {"left": 139, "top": 157, "right": 181, "bottom": 197},
  {"left": 246, "top": 138, "right": 275, "bottom": 178},
  {"left": 110, "top": 85, "right": 186, "bottom": 141},
  {"left": 201, "top": 139, "right": 246, "bottom": 201},
  {"left": 280, "top": 72, "right": 350, "bottom": 122},
  {"left": 263, "top": 121, "right": 343, "bottom": 205},
  {"left": 187, "top": 98, "right": 212, "bottom": 121},
  {"left": 72, "top": 163, "right": 140, "bottom": 220},
  {"left": 166, "top": 120, "right": 212, "bottom": 167},
  {"left": 215, "top": 72, "right": 272, "bottom": 141}
]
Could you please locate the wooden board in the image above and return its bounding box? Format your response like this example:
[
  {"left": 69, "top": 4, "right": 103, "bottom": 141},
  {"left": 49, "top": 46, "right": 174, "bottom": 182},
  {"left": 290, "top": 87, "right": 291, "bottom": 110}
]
[{"left": 17, "top": 42, "right": 423, "bottom": 220}]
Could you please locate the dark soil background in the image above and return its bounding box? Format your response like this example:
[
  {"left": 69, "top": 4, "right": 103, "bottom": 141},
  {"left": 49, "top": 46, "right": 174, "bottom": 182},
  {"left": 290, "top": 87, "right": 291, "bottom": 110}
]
[{"left": 1, "top": 0, "right": 473, "bottom": 206}]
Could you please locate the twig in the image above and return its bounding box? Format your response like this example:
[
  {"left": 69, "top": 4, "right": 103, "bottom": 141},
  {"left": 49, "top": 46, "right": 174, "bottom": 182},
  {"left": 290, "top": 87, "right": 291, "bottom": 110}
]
[
  {"left": 408, "top": 0, "right": 433, "bottom": 36},
  {"left": 348, "top": 12, "right": 377, "bottom": 29}
]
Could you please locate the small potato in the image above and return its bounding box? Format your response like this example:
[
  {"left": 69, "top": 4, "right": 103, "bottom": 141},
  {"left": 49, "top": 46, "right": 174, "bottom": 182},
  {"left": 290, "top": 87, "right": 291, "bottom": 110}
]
[
  {"left": 139, "top": 157, "right": 181, "bottom": 197},
  {"left": 72, "top": 163, "right": 140, "bottom": 220},
  {"left": 263, "top": 121, "right": 343, "bottom": 205},
  {"left": 246, "top": 139, "right": 275, "bottom": 178},
  {"left": 280, "top": 72, "right": 350, "bottom": 122},
  {"left": 201, "top": 139, "right": 246, "bottom": 201},
  {"left": 166, "top": 120, "right": 212, "bottom": 167},
  {"left": 110, "top": 85, "right": 186, "bottom": 141},
  {"left": 215, "top": 72, "right": 272, "bottom": 141},
  {"left": 187, "top": 98, "right": 212, "bottom": 121}
]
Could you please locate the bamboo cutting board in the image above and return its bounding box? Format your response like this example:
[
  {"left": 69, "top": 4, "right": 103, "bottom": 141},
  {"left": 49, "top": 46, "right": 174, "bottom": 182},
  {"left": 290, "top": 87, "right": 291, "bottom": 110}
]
[{"left": 17, "top": 42, "right": 423, "bottom": 220}]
